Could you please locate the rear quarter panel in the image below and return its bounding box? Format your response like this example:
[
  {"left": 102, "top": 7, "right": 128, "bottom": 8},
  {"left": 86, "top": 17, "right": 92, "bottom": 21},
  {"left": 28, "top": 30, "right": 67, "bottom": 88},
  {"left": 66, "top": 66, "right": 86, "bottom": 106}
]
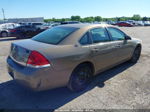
[{"left": 43, "top": 45, "right": 92, "bottom": 71}]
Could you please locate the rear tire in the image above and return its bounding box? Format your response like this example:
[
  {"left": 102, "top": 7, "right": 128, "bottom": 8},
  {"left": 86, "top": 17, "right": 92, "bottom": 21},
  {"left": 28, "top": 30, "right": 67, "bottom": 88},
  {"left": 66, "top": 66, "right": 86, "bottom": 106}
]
[
  {"left": 68, "top": 64, "right": 93, "bottom": 92},
  {"left": 130, "top": 46, "right": 141, "bottom": 63}
]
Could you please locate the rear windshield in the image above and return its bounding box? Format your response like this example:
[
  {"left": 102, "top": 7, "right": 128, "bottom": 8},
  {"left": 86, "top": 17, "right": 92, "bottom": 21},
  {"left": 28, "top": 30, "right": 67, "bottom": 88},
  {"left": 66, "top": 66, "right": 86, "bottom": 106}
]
[{"left": 32, "top": 27, "right": 78, "bottom": 44}]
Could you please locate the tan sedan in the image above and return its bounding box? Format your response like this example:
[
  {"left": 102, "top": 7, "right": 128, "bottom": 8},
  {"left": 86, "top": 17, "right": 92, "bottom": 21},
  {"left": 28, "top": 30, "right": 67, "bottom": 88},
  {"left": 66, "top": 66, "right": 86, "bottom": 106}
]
[{"left": 7, "top": 24, "right": 142, "bottom": 91}]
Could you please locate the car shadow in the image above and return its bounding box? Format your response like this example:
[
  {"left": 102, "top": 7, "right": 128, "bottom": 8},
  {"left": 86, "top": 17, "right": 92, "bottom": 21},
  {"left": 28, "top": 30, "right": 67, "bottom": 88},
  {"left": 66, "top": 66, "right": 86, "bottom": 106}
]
[
  {"left": 0, "top": 37, "right": 18, "bottom": 42},
  {"left": 0, "top": 61, "right": 135, "bottom": 111}
]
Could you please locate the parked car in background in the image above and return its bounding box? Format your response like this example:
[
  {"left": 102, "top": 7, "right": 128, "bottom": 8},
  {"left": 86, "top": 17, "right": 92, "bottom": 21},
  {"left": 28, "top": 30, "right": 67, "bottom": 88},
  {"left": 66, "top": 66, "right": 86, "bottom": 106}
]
[
  {"left": 37, "top": 23, "right": 52, "bottom": 30},
  {"left": 50, "top": 22, "right": 60, "bottom": 27},
  {"left": 9, "top": 25, "right": 45, "bottom": 39},
  {"left": 107, "top": 21, "right": 117, "bottom": 25},
  {"left": 19, "top": 22, "right": 44, "bottom": 26},
  {"left": 127, "top": 20, "right": 135, "bottom": 25},
  {"left": 116, "top": 22, "right": 134, "bottom": 27},
  {"left": 7, "top": 24, "right": 142, "bottom": 91},
  {"left": 135, "top": 21, "right": 145, "bottom": 26},
  {"left": 144, "top": 21, "right": 150, "bottom": 26},
  {"left": 19, "top": 22, "right": 45, "bottom": 30},
  {"left": 29, "top": 22, "right": 45, "bottom": 30},
  {"left": 0, "top": 23, "right": 20, "bottom": 37},
  {"left": 61, "top": 21, "right": 80, "bottom": 25}
]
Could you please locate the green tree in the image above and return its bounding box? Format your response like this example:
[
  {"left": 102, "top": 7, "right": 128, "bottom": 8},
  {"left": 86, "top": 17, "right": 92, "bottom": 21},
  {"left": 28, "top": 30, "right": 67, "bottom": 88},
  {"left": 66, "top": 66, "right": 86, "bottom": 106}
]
[
  {"left": 142, "top": 17, "right": 148, "bottom": 21},
  {"left": 44, "top": 14, "right": 149, "bottom": 23},
  {"left": 84, "top": 17, "right": 94, "bottom": 22},
  {"left": 44, "top": 19, "right": 51, "bottom": 22},
  {"left": 52, "top": 18, "right": 56, "bottom": 21},
  {"left": 94, "top": 16, "right": 102, "bottom": 22},
  {"left": 132, "top": 14, "right": 141, "bottom": 21},
  {"left": 71, "top": 16, "right": 81, "bottom": 21},
  {"left": 120, "top": 17, "right": 127, "bottom": 21},
  {"left": 61, "top": 18, "right": 66, "bottom": 22}
]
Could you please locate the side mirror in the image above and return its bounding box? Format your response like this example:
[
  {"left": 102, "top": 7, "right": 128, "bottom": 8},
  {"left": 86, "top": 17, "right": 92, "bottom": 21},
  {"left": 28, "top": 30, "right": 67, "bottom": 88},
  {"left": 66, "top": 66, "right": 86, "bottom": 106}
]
[{"left": 125, "top": 35, "right": 131, "bottom": 40}]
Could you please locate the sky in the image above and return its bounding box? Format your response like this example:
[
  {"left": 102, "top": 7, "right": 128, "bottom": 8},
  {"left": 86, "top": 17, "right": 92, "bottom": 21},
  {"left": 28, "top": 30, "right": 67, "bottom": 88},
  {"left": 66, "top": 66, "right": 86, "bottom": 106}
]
[{"left": 0, "top": 0, "right": 150, "bottom": 19}]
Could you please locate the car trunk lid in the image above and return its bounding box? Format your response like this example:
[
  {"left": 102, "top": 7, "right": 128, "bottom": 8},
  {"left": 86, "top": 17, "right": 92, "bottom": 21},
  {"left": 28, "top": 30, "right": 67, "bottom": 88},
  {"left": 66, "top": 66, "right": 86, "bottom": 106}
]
[{"left": 9, "top": 39, "right": 56, "bottom": 66}]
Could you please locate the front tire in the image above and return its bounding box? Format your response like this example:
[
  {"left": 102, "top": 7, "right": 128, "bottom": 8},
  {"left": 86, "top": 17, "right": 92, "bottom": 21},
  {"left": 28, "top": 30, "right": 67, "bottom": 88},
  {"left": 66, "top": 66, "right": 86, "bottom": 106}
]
[
  {"left": 130, "top": 46, "right": 141, "bottom": 63},
  {"left": 68, "top": 64, "right": 93, "bottom": 92}
]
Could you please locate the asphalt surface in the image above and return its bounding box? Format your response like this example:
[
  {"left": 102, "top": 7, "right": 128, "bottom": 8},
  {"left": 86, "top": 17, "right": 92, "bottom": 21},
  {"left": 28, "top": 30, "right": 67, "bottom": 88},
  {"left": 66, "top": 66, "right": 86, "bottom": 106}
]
[{"left": 0, "top": 27, "right": 150, "bottom": 111}]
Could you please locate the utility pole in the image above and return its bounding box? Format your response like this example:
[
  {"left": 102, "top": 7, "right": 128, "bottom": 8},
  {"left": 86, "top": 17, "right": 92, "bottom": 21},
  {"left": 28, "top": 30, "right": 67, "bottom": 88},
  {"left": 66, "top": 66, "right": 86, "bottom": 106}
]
[{"left": 2, "top": 8, "right": 6, "bottom": 20}]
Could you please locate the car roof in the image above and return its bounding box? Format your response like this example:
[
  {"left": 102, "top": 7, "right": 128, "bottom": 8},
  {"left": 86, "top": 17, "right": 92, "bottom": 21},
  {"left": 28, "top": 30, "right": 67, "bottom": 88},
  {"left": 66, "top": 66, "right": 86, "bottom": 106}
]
[
  {"left": 58, "top": 24, "right": 114, "bottom": 45},
  {"left": 59, "top": 23, "right": 112, "bottom": 29}
]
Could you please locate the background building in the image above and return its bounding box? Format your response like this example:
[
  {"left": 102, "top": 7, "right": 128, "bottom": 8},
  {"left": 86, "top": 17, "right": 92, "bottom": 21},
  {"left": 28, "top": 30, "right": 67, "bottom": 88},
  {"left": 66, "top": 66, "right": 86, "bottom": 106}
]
[{"left": 0, "top": 17, "right": 44, "bottom": 24}]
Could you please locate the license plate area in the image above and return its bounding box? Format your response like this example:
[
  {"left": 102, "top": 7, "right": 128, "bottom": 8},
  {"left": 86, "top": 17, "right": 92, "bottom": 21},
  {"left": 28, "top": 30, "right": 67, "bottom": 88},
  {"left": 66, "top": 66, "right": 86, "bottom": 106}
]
[{"left": 10, "top": 44, "right": 30, "bottom": 66}]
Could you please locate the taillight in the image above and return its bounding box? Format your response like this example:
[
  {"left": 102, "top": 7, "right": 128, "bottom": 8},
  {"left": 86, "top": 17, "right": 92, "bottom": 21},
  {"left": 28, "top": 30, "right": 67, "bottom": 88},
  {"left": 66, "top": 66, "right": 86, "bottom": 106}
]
[
  {"left": 10, "top": 29, "right": 16, "bottom": 32},
  {"left": 27, "top": 51, "right": 50, "bottom": 68}
]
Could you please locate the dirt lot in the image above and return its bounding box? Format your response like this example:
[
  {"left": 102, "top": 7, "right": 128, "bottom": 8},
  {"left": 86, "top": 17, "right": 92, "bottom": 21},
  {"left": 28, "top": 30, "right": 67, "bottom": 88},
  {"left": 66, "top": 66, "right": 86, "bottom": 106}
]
[{"left": 0, "top": 27, "right": 150, "bottom": 110}]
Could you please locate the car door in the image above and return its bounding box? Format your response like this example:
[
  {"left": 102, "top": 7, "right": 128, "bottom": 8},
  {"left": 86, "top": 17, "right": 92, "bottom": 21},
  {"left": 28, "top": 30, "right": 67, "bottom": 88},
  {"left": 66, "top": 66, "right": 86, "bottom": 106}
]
[
  {"left": 89, "top": 27, "right": 118, "bottom": 73},
  {"left": 24, "top": 26, "right": 33, "bottom": 37},
  {"left": 106, "top": 27, "right": 133, "bottom": 63}
]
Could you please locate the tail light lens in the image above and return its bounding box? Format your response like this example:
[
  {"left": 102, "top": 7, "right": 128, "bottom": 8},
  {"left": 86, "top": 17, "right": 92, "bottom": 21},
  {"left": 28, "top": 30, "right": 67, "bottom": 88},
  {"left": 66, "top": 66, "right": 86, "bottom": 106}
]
[
  {"left": 9, "top": 29, "right": 17, "bottom": 32},
  {"left": 27, "top": 51, "right": 50, "bottom": 68}
]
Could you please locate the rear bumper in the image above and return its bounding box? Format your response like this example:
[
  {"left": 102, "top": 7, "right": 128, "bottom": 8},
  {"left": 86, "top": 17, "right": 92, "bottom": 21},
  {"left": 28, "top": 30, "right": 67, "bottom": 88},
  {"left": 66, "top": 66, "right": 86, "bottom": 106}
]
[{"left": 7, "top": 56, "right": 71, "bottom": 91}]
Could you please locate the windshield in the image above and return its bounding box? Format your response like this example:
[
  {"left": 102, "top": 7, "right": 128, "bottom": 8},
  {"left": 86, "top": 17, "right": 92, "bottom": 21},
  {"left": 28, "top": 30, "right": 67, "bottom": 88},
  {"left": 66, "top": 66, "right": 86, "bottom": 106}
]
[{"left": 32, "top": 27, "right": 78, "bottom": 45}]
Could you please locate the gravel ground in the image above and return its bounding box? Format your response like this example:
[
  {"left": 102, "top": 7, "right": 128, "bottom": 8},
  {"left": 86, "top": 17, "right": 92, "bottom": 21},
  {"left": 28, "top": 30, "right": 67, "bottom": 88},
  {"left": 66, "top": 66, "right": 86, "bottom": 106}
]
[{"left": 0, "top": 27, "right": 150, "bottom": 111}]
